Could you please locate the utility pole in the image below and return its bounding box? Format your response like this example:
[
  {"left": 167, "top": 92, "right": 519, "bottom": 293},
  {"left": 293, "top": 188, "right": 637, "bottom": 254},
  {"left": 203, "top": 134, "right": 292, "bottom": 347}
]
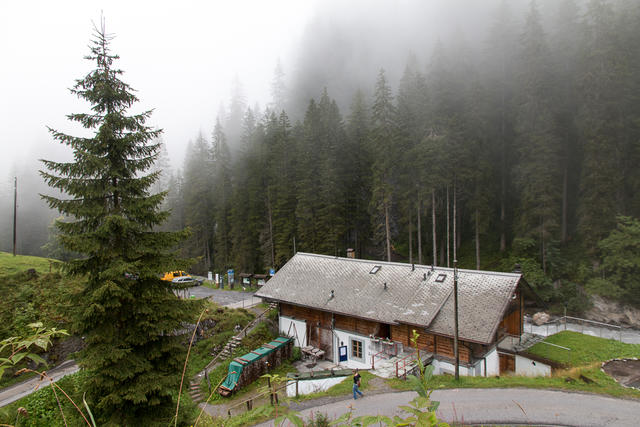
[
  {"left": 13, "top": 177, "right": 17, "bottom": 256},
  {"left": 453, "top": 258, "right": 459, "bottom": 380}
]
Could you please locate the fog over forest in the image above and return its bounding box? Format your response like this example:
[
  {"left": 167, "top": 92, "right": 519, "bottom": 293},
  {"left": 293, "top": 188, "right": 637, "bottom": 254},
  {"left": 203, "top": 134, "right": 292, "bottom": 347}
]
[
  {"left": 0, "top": 0, "right": 528, "bottom": 255},
  {"left": 2, "top": 0, "right": 640, "bottom": 312}
]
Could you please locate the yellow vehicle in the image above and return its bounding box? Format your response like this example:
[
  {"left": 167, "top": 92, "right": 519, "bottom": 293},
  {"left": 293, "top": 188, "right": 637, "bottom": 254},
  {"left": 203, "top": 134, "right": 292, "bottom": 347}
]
[{"left": 161, "top": 271, "right": 191, "bottom": 282}]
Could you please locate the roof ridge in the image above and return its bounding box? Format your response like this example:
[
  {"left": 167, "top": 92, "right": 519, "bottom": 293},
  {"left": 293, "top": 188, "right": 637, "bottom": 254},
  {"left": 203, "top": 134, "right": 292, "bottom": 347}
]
[{"left": 293, "top": 252, "right": 521, "bottom": 278}]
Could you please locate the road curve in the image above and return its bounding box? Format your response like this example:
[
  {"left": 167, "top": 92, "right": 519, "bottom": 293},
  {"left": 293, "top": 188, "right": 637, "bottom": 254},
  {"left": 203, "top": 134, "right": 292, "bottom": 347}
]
[
  {"left": 256, "top": 388, "right": 640, "bottom": 427},
  {"left": 0, "top": 359, "right": 78, "bottom": 408}
]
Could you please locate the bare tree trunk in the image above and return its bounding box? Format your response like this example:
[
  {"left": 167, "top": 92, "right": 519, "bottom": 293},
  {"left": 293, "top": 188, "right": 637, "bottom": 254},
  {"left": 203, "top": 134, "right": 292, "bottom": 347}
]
[
  {"left": 385, "top": 203, "right": 391, "bottom": 262},
  {"left": 561, "top": 163, "right": 568, "bottom": 244},
  {"left": 453, "top": 180, "right": 457, "bottom": 263},
  {"left": 500, "top": 195, "right": 506, "bottom": 252},
  {"left": 500, "top": 60, "right": 507, "bottom": 253},
  {"left": 446, "top": 185, "right": 450, "bottom": 268},
  {"left": 355, "top": 229, "right": 358, "bottom": 258},
  {"left": 417, "top": 201, "right": 423, "bottom": 265},
  {"left": 432, "top": 190, "right": 437, "bottom": 266},
  {"left": 408, "top": 208, "right": 413, "bottom": 264},
  {"left": 205, "top": 242, "right": 211, "bottom": 271},
  {"left": 475, "top": 208, "right": 480, "bottom": 270},
  {"left": 266, "top": 194, "right": 275, "bottom": 267},
  {"left": 541, "top": 215, "right": 546, "bottom": 274}
]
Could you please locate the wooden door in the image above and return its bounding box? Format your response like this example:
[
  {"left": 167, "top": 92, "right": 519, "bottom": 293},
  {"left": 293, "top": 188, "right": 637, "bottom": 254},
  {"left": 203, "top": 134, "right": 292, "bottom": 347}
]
[{"left": 499, "top": 353, "right": 515, "bottom": 374}]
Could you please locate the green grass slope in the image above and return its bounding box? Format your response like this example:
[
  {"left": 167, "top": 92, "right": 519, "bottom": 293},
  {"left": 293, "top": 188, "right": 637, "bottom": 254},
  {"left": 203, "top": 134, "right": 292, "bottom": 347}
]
[
  {"left": 0, "top": 251, "right": 60, "bottom": 275},
  {"left": 527, "top": 330, "right": 640, "bottom": 366}
]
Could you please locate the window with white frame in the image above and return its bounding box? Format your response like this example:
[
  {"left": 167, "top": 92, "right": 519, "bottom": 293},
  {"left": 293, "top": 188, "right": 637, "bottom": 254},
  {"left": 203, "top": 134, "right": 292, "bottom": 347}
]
[{"left": 350, "top": 337, "right": 364, "bottom": 362}]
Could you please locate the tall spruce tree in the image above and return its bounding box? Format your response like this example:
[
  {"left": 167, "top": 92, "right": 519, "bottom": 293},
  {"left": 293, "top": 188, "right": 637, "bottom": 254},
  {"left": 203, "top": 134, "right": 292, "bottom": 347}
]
[
  {"left": 345, "top": 89, "right": 373, "bottom": 257},
  {"left": 212, "top": 119, "right": 233, "bottom": 270},
  {"left": 369, "top": 69, "right": 398, "bottom": 261},
  {"left": 515, "top": 0, "right": 562, "bottom": 272},
  {"left": 40, "top": 24, "right": 193, "bottom": 424}
]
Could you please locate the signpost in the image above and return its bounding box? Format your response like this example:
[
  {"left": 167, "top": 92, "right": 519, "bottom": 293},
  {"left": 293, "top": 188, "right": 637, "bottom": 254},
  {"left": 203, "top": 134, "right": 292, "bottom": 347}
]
[{"left": 228, "top": 269, "right": 235, "bottom": 289}]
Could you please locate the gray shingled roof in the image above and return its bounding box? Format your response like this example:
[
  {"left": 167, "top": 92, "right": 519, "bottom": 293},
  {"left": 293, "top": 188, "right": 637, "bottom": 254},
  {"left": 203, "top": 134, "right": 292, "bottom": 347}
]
[{"left": 256, "top": 252, "right": 521, "bottom": 344}]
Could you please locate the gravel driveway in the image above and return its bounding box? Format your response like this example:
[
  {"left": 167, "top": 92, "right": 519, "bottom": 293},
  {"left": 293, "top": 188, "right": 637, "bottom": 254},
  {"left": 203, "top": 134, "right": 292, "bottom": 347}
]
[{"left": 186, "top": 285, "right": 257, "bottom": 306}]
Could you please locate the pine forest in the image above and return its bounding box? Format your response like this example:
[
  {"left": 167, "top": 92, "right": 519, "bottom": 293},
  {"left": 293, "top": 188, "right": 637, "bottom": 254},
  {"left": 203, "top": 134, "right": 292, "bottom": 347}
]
[{"left": 156, "top": 1, "right": 640, "bottom": 311}]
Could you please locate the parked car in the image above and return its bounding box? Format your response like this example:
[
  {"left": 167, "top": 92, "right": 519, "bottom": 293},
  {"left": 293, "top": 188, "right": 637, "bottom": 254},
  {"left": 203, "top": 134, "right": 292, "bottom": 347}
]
[
  {"left": 172, "top": 276, "right": 196, "bottom": 286},
  {"left": 162, "top": 271, "right": 191, "bottom": 281}
]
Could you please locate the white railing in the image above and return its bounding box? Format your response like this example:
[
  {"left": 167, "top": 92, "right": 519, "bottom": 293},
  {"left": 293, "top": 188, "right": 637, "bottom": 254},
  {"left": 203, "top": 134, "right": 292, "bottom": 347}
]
[{"left": 524, "top": 315, "right": 624, "bottom": 342}]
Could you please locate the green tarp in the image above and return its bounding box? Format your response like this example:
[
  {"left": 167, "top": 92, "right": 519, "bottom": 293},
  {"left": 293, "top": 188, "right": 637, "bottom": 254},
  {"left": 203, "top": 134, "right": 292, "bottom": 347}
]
[
  {"left": 220, "top": 336, "right": 292, "bottom": 392},
  {"left": 221, "top": 361, "right": 244, "bottom": 391}
]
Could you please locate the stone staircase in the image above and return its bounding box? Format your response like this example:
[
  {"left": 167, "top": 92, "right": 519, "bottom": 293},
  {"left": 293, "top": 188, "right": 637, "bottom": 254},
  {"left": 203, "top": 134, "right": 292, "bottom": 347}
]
[
  {"left": 498, "top": 332, "right": 546, "bottom": 353},
  {"left": 188, "top": 380, "right": 203, "bottom": 403},
  {"left": 219, "top": 336, "right": 243, "bottom": 359}
]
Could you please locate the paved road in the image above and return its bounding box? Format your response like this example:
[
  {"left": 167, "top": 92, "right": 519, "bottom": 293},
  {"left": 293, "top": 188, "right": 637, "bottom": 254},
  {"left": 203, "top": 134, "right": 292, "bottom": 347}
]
[
  {"left": 0, "top": 359, "right": 78, "bottom": 408},
  {"left": 256, "top": 389, "right": 640, "bottom": 427}
]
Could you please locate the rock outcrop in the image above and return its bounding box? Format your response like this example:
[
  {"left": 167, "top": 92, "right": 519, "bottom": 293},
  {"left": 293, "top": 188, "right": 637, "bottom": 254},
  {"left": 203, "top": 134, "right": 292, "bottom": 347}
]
[{"left": 586, "top": 295, "right": 640, "bottom": 328}]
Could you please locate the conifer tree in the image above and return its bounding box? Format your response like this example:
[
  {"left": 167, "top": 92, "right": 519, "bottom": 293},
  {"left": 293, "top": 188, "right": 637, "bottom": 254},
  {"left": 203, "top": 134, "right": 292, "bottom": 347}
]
[
  {"left": 267, "top": 111, "right": 298, "bottom": 267},
  {"left": 515, "top": 0, "right": 562, "bottom": 272},
  {"left": 212, "top": 119, "right": 233, "bottom": 270},
  {"left": 345, "top": 90, "right": 373, "bottom": 257},
  {"left": 578, "top": 0, "right": 630, "bottom": 252},
  {"left": 485, "top": 0, "right": 517, "bottom": 252},
  {"left": 270, "top": 58, "right": 287, "bottom": 113},
  {"left": 40, "top": 23, "right": 193, "bottom": 424},
  {"left": 369, "top": 69, "right": 398, "bottom": 261},
  {"left": 230, "top": 108, "right": 265, "bottom": 272},
  {"left": 182, "top": 133, "right": 215, "bottom": 270}
]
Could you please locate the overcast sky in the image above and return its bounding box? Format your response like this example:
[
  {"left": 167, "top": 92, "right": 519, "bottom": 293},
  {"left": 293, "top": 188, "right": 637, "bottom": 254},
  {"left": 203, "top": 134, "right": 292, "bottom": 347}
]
[{"left": 0, "top": 0, "right": 316, "bottom": 169}]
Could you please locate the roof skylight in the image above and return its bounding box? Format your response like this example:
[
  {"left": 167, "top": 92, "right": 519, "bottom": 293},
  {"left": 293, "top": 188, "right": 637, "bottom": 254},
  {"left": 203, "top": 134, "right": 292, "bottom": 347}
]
[
  {"left": 435, "top": 273, "right": 447, "bottom": 283},
  {"left": 370, "top": 265, "right": 381, "bottom": 274}
]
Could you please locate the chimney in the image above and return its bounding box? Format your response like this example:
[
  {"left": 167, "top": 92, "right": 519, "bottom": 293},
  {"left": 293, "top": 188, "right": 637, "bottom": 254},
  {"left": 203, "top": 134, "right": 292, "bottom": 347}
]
[
  {"left": 346, "top": 248, "right": 355, "bottom": 258},
  {"left": 513, "top": 263, "right": 522, "bottom": 274}
]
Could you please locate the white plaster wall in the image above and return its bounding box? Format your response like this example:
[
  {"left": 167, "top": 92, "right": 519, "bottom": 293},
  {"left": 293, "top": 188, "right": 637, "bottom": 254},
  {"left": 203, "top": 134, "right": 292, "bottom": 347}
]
[
  {"left": 515, "top": 355, "right": 551, "bottom": 377},
  {"left": 333, "top": 329, "right": 373, "bottom": 370},
  {"left": 484, "top": 347, "right": 500, "bottom": 376},
  {"left": 431, "top": 358, "right": 473, "bottom": 376},
  {"left": 279, "top": 316, "right": 307, "bottom": 348},
  {"left": 285, "top": 377, "right": 348, "bottom": 397}
]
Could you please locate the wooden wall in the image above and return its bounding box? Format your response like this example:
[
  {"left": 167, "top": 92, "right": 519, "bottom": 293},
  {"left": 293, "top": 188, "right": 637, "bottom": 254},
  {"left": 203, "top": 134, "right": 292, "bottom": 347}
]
[
  {"left": 281, "top": 303, "right": 331, "bottom": 328},
  {"left": 498, "top": 296, "right": 522, "bottom": 337},
  {"left": 335, "top": 314, "right": 381, "bottom": 336},
  {"left": 281, "top": 303, "right": 385, "bottom": 337},
  {"left": 390, "top": 324, "right": 469, "bottom": 362},
  {"left": 434, "top": 335, "right": 470, "bottom": 363},
  {"left": 282, "top": 303, "right": 474, "bottom": 363}
]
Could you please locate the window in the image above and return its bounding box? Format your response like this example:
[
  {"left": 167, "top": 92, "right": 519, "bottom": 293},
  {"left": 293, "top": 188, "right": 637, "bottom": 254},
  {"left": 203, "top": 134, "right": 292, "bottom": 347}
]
[
  {"left": 435, "top": 274, "right": 447, "bottom": 283},
  {"left": 350, "top": 338, "right": 364, "bottom": 362},
  {"left": 370, "top": 265, "right": 381, "bottom": 274}
]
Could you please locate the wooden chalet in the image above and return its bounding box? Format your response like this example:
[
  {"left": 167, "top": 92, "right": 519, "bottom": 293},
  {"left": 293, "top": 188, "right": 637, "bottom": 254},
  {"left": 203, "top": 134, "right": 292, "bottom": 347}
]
[{"left": 256, "top": 252, "right": 529, "bottom": 376}]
